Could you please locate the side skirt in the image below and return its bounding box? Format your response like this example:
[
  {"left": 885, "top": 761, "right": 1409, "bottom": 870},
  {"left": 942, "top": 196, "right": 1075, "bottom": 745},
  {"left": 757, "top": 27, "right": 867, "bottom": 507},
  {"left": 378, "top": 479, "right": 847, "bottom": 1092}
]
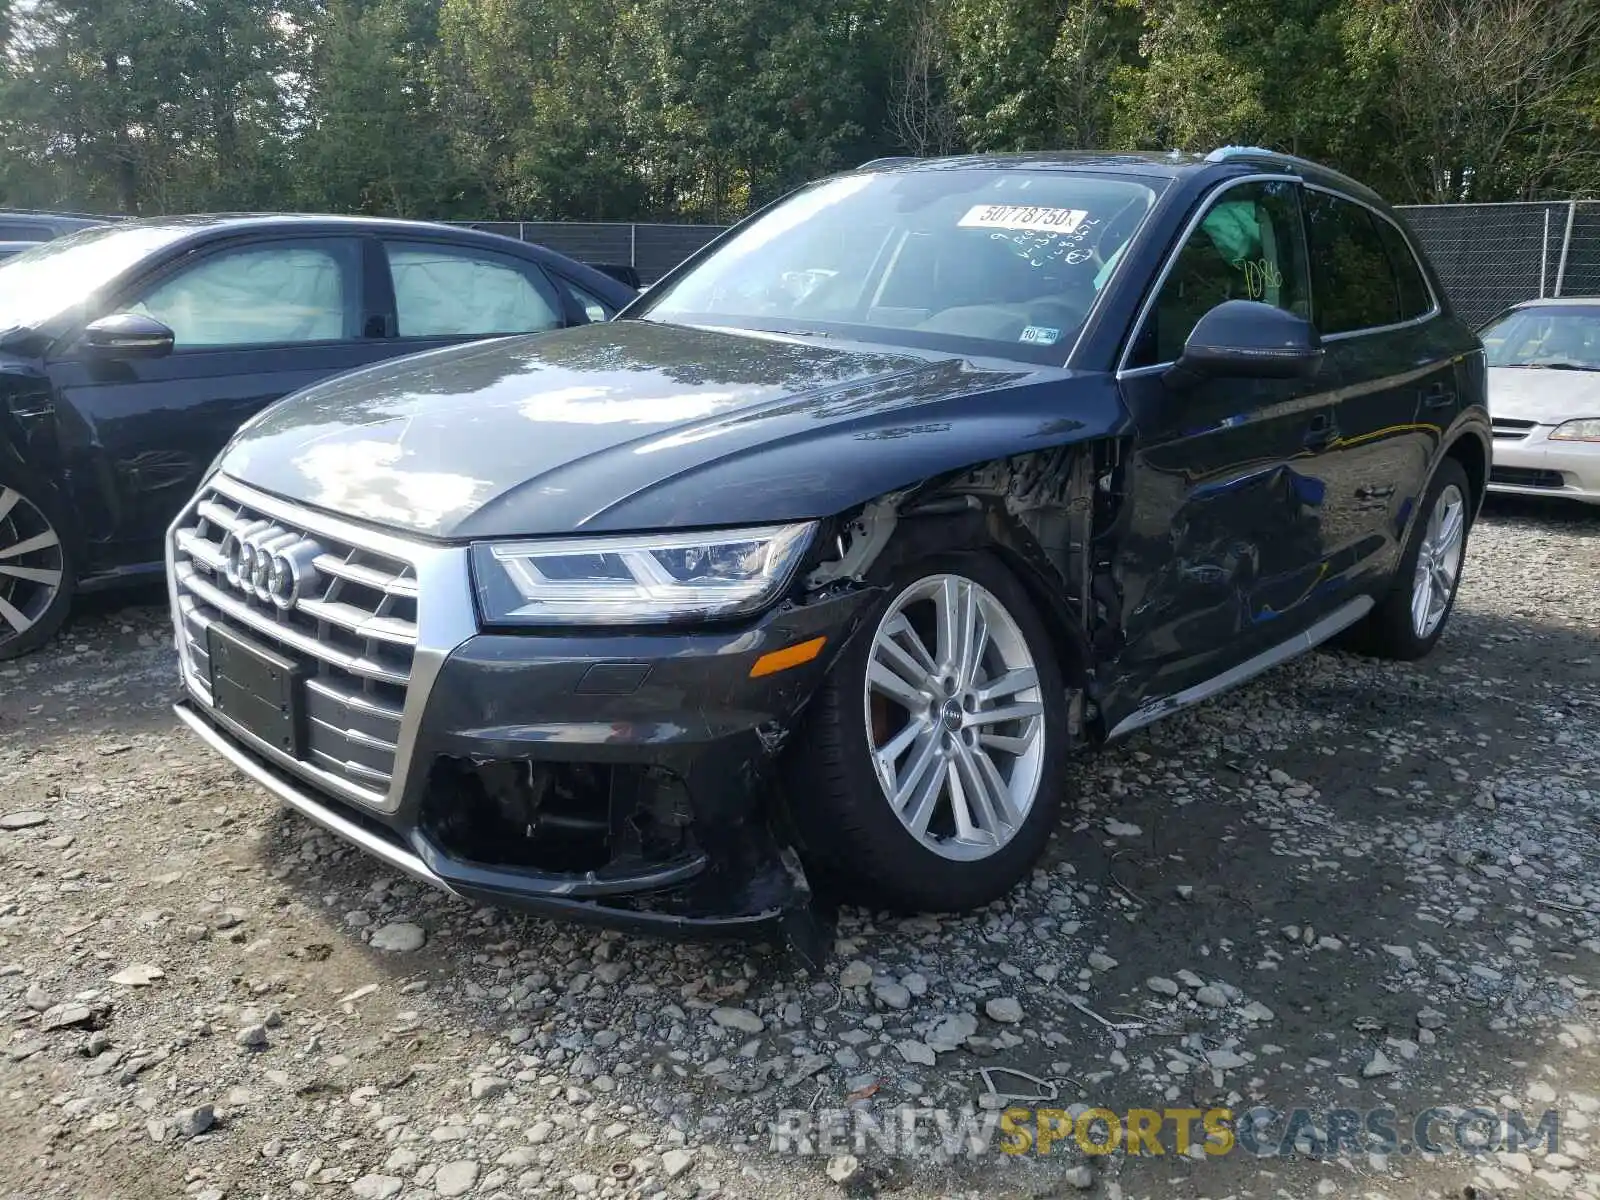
[{"left": 1105, "top": 595, "right": 1374, "bottom": 741}]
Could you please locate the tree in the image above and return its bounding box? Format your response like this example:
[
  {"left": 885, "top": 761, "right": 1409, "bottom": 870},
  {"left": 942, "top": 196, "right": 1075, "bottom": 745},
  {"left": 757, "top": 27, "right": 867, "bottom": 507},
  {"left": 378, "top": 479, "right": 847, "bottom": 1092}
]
[{"left": 1371, "top": 0, "right": 1600, "bottom": 201}]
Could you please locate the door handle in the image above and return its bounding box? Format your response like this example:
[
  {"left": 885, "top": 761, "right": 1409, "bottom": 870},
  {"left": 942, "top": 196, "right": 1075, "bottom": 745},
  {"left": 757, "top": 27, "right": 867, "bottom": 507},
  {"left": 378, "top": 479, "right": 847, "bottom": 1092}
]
[
  {"left": 1422, "top": 381, "right": 1455, "bottom": 409},
  {"left": 1303, "top": 413, "right": 1338, "bottom": 450}
]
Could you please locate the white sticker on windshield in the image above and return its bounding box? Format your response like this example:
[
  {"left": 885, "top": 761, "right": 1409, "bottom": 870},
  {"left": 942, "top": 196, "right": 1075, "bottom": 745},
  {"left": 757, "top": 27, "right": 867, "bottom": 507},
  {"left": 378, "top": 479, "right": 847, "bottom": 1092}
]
[
  {"left": 1020, "top": 326, "right": 1061, "bottom": 345},
  {"left": 959, "top": 205, "right": 1089, "bottom": 234}
]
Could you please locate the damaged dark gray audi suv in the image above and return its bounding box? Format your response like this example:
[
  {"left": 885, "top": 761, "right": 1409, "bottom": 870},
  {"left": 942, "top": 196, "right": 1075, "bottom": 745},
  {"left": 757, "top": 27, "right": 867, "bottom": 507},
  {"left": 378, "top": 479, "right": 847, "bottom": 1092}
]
[{"left": 167, "top": 149, "right": 1490, "bottom": 946}]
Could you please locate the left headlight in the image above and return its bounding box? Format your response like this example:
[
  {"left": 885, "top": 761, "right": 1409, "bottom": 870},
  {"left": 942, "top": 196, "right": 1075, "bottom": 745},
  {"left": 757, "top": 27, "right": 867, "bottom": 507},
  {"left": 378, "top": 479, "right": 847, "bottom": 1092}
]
[
  {"left": 1549, "top": 418, "right": 1600, "bottom": 443},
  {"left": 471, "top": 522, "right": 817, "bottom": 626}
]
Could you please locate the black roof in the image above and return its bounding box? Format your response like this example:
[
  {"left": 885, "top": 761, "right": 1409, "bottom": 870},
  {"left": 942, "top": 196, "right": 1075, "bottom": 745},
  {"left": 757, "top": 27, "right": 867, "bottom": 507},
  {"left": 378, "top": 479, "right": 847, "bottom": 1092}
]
[{"left": 854, "top": 147, "right": 1389, "bottom": 208}]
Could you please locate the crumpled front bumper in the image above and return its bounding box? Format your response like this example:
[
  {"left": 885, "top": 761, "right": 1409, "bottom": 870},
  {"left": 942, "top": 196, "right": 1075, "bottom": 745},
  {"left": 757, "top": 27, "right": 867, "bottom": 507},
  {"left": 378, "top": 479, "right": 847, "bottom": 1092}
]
[{"left": 175, "top": 587, "right": 875, "bottom": 947}]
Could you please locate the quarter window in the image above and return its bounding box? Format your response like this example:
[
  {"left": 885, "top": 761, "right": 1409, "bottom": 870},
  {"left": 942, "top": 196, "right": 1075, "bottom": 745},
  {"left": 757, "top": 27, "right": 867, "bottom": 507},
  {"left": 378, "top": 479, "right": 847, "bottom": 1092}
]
[
  {"left": 1303, "top": 191, "right": 1403, "bottom": 334},
  {"left": 558, "top": 277, "right": 616, "bottom": 323},
  {"left": 385, "top": 242, "right": 564, "bottom": 337},
  {"left": 1128, "top": 181, "right": 1310, "bottom": 368},
  {"left": 127, "top": 241, "right": 360, "bottom": 348}
]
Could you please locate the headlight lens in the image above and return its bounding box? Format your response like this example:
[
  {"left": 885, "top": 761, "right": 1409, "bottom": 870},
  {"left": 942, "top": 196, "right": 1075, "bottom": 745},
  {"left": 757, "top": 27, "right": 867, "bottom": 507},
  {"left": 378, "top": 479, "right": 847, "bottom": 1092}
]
[
  {"left": 472, "top": 523, "right": 816, "bottom": 625},
  {"left": 1549, "top": 418, "right": 1600, "bottom": 443}
]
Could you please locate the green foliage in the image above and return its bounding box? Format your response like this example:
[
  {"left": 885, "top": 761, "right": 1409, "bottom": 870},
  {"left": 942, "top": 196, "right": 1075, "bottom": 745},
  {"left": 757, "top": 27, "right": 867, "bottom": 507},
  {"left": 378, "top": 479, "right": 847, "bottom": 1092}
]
[{"left": 1, "top": 0, "right": 1594, "bottom": 218}]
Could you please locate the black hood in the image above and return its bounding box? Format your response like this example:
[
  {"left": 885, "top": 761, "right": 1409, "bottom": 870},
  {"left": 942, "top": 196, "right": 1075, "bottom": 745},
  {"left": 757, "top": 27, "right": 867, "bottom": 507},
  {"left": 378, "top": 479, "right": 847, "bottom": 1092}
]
[{"left": 219, "top": 320, "right": 1121, "bottom": 539}]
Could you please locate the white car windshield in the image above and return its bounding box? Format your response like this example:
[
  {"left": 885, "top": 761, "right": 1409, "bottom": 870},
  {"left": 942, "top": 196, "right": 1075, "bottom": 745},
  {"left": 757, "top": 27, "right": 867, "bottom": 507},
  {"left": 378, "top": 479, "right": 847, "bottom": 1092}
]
[
  {"left": 0, "top": 224, "right": 193, "bottom": 336},
  {"left": 640, "top": 168, "right": 1160, "bottom": 363},
  {"left": 1482, "top": 306, "right": 1600, "bottom": 371}
]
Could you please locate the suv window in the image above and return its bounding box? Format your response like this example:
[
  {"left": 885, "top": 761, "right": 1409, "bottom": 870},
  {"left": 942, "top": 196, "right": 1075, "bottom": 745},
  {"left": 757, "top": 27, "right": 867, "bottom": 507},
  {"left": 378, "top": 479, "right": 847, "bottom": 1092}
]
[
  {"left": 0, "top": 221, "right": 49, "bottom": 241},
  {"left": 1303, "top": 191, "right": 1403, "bottom": 334},
  {"left": 558, "top": 277, "right": 616, "bottom": 324},
  {"left": 385, "top": 242, "right": 564, "bottom": 337},
  {"left": 1128, "top": 180, "right": 1310, "bottom": 368},
  {"left": 1372, "top": 217, "right": 1433, "bottom": 321},
  {"left": 127, "top": 240, "right": 361, "bottom": 349}
]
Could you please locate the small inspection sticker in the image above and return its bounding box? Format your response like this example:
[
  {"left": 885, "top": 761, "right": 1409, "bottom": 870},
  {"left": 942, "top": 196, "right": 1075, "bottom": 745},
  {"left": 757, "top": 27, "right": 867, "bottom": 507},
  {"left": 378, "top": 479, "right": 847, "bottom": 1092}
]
[
  {"left": 959, "top": 205, "right": 1089, "bottom": 234},
  {"left": 1020, "top": 326, "right": 1061, "bottom": 345}
]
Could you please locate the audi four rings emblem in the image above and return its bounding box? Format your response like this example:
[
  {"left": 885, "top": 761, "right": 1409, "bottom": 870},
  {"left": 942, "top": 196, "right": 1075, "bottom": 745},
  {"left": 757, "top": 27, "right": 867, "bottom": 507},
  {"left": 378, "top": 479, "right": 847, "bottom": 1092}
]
[{"left": 221, "top": 521, "right": 323, "bottom": 609}]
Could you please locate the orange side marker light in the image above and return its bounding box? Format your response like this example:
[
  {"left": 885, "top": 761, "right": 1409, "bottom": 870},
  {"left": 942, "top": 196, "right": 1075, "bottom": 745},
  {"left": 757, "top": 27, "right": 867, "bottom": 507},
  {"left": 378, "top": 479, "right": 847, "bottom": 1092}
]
[{"left": 749, "top": 636, "right": 827, "bottom": 678}]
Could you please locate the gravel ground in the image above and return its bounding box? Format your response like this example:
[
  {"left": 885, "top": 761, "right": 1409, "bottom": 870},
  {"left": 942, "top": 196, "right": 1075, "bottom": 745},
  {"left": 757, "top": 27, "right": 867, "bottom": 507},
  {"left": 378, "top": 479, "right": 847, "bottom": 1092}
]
[{"left": 2, "top": 496, "right": 1598, "bottom": 1200}]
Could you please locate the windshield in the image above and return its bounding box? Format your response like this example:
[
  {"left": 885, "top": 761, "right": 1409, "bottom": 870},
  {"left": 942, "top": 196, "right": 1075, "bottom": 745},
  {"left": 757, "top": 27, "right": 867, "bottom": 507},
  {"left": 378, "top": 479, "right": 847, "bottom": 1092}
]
[
  {"left": 0, "top": 224, "right": 194, "bottom": 334},
  {"left": 1481, "top": 305, "right": 1600, "bottom": 371},
  {"left": 638, "top": 169, "right": 1161, "bottom": 363}
]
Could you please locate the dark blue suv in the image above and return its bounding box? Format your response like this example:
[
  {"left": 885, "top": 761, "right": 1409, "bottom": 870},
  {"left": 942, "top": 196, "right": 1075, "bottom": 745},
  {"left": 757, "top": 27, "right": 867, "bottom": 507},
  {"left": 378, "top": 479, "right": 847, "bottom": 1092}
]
[{"left": 163, "top": 150, "right": 1489, "bottom": 946}]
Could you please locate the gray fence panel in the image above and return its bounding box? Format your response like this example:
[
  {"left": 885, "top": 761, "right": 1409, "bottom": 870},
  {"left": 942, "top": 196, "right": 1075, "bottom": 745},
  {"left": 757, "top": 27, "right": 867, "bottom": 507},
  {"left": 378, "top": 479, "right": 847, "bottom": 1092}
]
[{"left": 447, "top": 220, "right": 725, "bottom": 284}]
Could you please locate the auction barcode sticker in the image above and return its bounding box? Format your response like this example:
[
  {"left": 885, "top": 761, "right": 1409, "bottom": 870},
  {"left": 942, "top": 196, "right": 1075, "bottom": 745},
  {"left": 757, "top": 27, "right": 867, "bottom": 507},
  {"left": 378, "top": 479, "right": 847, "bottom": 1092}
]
[{"left": 958, "top": 205, "right": 1089, "bottom": 234}]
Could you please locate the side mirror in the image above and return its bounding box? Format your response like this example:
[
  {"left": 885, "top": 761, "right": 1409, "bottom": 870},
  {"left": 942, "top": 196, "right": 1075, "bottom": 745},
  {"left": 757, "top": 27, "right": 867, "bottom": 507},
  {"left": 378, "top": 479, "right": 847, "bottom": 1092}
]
[
  {"left": 1165, "top": 300, "right": 1322, "bottom": 389},
  {"left": 83, "top": 313, "right": 175, "bottom": 359}
]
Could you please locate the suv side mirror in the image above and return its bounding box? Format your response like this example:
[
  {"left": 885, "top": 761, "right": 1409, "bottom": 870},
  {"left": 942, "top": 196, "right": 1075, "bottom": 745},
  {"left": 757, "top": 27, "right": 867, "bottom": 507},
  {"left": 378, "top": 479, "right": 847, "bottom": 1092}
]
[
  {"left": 1166, "top": 300, "right": 1322, "bottom": 388},
  {"left": 83, "top": 313, "right": 175, "bottom": 359}
]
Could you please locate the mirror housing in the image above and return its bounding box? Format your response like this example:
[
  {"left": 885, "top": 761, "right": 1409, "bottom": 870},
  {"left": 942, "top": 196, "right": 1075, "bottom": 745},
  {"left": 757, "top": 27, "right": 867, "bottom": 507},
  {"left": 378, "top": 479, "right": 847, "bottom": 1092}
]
[
  {"left": 1165, "top": 300, "right": 1322, "bottom": 388},
  {"left": 83, "top": 313, "right": 175, "bottom": 359}
]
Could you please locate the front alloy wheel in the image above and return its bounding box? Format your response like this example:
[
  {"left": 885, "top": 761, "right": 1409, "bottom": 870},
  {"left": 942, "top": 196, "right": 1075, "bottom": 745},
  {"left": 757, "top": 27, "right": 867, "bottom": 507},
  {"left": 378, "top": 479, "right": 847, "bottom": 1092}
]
[
  {"left": 785, "top": 551, "right": 1068, "bottom": 913},
  {"left": 864, "top": 574, "right": 1047, "bottom": 861},
  {"left": 0, "top": 482, "right": 72, "bottom": 660}
]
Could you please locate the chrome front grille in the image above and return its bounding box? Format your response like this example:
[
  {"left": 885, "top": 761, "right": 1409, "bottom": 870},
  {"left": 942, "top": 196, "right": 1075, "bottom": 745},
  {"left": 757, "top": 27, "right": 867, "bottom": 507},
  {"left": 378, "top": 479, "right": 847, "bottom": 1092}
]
[
  {"left": 1492, "top": 417, "right": 1536, "bottom": 441},
  {"left": 171, "top": 483, "right": 419, "bottom": 806}
]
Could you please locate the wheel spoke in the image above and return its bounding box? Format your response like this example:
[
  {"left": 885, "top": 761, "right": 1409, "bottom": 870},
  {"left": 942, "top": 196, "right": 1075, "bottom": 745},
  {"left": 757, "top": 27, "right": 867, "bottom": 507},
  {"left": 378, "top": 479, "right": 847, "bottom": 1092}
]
[
  {"left": 901, "top": 745, "right": 945, "bottom": 839},
  {"left": 1437, "top": 500, "right": 1464, "bottom": 553},
  {"left": 965, "top": 699, "right": 1043, "bottom": 726},
  {"left": 875, "top": 626, "right": 935, "bottom": 693},
  {"left": 934, "top": 576, "right": 963, "bottom": 676},
  {"left": 975, "top": 667, "right": 1037, "bottom": 705},
  {"left": 951, "top": 737, "right": 1011, "bottom": 837},
  {"left": 0, "top": 528, "right": 59, "bottom": 561},
  {"left": 972, "top": 745, "right": 1018, "bottom": 829},
  {"left": 0, "top": 591, "right": 33, "bottom": 634},
  {"left": 0, "top": 563, "right": 61, "bottom": 586},
  {"left": 893, "top": 731, "right": 944, "bottom": 813},
  {"left": 945, "top": 758, "right": 980, "bottom": 842},
  {"left": 874, "top": 716, "right": 925, "bottom": 772},
  {"left": 957, "top": 593, "right": 987, "bottom": 688},
  {"left": 868, "top": 657, "right": 927, "bottom": 712},
  {"left": 881, "top": 613, "right": 937, "bottom": 674},
  {"left": 979, "top": 731, "right": 1031, "bottom": 756},
  {"left": 0, "top": 488, "right": 18, "bottom": 524},
  {"left": 1410, "top": 568, "right": 1432, "bottom": 632}
]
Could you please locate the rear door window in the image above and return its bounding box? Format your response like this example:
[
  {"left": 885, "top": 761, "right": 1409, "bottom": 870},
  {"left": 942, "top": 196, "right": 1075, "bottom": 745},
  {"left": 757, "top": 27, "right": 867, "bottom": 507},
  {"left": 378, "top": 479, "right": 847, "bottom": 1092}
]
[
  {"left": 384, "top": 241, "right": 566, "bottom": 338},
  {"left": 1303, "top": 191, "right": 1403, "bottom": 334},
  {"left": 1372, "top": 218, "right": 1433, "bottom": 321}
]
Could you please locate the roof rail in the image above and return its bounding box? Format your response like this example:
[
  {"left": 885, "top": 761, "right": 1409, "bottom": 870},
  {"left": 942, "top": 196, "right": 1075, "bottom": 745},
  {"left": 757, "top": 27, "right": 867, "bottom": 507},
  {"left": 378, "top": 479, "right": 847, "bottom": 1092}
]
[
  {"left": 858, "top": 156, "right": 921, "bottom": 170},
  {"left": 1205, "top": 145, "right": 1329, "bottom": 175}
]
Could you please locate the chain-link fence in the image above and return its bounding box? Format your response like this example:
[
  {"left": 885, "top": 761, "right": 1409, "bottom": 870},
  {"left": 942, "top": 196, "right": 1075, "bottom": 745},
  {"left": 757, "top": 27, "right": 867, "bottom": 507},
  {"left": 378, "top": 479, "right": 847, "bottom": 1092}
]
[
  {"left": 461, "top": 204, "right": 1600, "bottom": 322},
  {"left": 1394, "top": 201, "right": 1600, "bottom": 327}
]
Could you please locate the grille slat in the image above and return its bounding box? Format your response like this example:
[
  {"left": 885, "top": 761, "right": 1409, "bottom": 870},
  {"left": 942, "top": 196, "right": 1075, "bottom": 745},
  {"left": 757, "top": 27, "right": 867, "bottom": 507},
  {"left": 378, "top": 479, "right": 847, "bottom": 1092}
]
[
  {"left": 1492, "top": 417, "right": 1537, "bottom": 441},
  {"left": 172, "top": 486, "right": 418, "bottom": 806}
]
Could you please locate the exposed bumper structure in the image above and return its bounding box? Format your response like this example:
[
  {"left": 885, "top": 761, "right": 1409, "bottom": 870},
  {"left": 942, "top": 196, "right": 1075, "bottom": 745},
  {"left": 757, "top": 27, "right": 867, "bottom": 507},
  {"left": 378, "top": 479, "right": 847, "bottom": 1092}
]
[
  {"left": 167, "top": 475, "right": 871, "bottom": 948},
  {"left": 1488, "top": 427, "right": 1600, "bottom": 504}
]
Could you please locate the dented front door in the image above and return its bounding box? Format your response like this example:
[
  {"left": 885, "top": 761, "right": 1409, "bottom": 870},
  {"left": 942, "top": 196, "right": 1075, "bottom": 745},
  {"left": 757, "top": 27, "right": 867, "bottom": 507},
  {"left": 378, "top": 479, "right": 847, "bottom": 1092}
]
[{"left": 1099, "top": 177, "right": 1343, "bottom": 727}]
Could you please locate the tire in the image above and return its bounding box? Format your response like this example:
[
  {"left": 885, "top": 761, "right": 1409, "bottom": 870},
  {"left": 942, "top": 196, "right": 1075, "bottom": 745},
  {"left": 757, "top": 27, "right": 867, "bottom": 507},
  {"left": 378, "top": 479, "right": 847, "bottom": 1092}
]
[
  {"left": 0, "top": 470, "right": 75, "bottom": 661},
  {"left": 1344, "top": 458, "right": 1473, "bottom": 661},
  {"left": 784, "top": 550, "right": 1069, "bottom": 913}
]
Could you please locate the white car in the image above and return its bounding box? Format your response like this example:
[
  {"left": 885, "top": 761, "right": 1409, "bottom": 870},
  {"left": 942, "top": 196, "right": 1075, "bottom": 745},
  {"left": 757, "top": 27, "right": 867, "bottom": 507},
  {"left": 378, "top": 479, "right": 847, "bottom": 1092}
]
[{"left": 1483, "top": 298, "right": 1600, "bottom": 504}]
